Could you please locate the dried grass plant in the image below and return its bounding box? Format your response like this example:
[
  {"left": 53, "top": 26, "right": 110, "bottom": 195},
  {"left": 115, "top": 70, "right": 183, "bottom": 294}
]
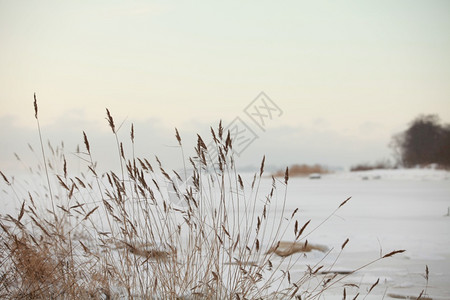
[{"left": 0, "top": 95, "right": 416, "bottom": 299}]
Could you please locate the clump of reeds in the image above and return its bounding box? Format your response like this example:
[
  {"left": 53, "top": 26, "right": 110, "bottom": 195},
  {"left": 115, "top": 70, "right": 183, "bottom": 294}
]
[
  {"left": 0, "top": 94, "right": 414, "bottom": 299},
  {"left": 273, "top": 164, "right": 329, "bottom": 178}
]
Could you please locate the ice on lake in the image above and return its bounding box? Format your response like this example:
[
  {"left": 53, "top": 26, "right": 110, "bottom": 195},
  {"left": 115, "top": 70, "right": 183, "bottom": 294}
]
[
  {"left": 2, "top": 167, "right": 449, "bottom": 299},
  {"left": 250, "top": 168, "right": 450, "bottom": 299}
]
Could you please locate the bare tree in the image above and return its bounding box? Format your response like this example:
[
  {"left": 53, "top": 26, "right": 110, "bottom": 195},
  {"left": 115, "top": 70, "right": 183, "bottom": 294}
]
[{"left": 391, "top": 115, "right": 450, "bottom": 168}]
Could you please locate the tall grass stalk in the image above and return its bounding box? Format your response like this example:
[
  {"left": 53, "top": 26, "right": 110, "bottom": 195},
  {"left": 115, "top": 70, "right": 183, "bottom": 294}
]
[{"left": 33, "top": 93, "right": 56, "bottom": 221}]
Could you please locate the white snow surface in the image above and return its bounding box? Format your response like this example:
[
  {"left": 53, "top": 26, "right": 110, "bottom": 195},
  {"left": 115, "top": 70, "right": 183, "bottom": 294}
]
[
  {"left": 2, "top": 168, "right": 449, "bottom": 299},
  {"left": 258, "top": 168, "right": 450, "bottom": 299}
]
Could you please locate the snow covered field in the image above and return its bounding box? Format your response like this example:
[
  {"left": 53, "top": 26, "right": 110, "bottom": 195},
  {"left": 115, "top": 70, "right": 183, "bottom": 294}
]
[
  {"left": 1, "top": 167, "right": 449, "bottom": 299},
  {"left": 254, "top": 168, "right": 450, "bottom": 299}
]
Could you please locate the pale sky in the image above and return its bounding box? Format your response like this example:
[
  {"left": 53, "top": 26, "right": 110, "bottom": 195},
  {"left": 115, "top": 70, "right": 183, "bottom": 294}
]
[{"left": 1, "top": 1, "right": 449, "bottom": 173}]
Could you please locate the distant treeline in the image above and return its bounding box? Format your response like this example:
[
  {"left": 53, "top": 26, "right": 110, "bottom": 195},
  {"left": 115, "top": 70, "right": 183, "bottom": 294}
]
[
  {"left": 391, "top": 114, "right": 450, "bottom": 168},
  {"left": 350, "top": 159, "right": 393, "bottom": 172}
]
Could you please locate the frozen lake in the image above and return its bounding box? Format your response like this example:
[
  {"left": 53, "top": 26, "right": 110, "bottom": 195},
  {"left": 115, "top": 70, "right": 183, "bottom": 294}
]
[
  {"left": 1, "top": 168, "right": 449, "bottom": 299},
  {"left": 249, "top": 169, "right": 450, "bottom": 299}
]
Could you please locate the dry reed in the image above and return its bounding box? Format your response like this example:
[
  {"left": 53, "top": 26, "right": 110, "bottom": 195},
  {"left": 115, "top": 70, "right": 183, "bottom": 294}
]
[{"left": 0, "top": 95, "right": 418, "bottom": 299}]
